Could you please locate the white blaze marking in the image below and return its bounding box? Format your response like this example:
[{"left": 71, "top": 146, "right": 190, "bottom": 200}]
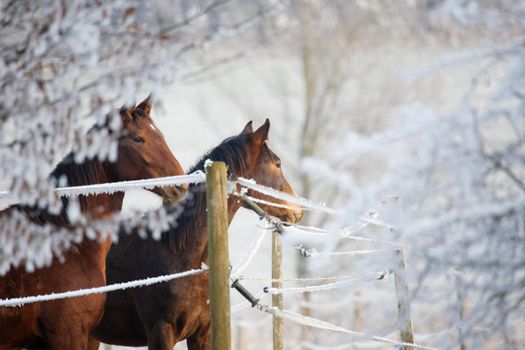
[{"left": 149, "top": 123, "right": 158, "bottom": 131}]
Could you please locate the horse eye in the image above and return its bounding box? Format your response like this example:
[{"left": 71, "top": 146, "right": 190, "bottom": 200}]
[
  {"left": 275, "top": 161, "right": 282, "bottom": 169},
  {"left": 132, "top": 136, "right": 145, "bottom": 144}
]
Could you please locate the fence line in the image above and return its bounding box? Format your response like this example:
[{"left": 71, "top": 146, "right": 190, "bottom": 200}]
[
  {"left": 1, "top": 174, "right": 334, "bottom": 215},
  {"left": 1, "top": 165, "right": 424, "bottom": 350},
  {"left": 227, "top": 192, "right": 425, "bottom": 349},
  {"left": 258, "top": 305, "right": 437, "bottom": 350},
  {"left": 0, "top": 266, "right": 207, "bottom": 307},
  {"left": 0, "top": 199, "right": 397, "bottom": 309}
]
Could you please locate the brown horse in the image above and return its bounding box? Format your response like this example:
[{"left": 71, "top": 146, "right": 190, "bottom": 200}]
[
  {"left": 0, "top": 96, "right": 187, "bottom": 350},
  {"left": 90, "top": 119, "right": 303, "bottom": 350}
]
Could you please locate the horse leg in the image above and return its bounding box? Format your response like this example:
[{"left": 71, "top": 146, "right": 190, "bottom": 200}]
[
  {"left": 186, "top": 325, "right": 211, "bottom": 350},
  {"left": 87, "top": 337, "right": 100, "bottom": 350},
  {"left": 147, "top": 321, "right": 176, "bottom": 350}
]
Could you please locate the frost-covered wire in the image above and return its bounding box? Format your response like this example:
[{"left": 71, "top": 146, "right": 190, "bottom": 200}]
[
  {"left": 358, "top": 216, "right": 397, "bottom": 231},
  {"left": 263, "top": 270, "right": 392, "bottom": 295},
  {"left": 301, "top": 340, "right": 384, "bottom": 349},
  {"left": 238, "top": 273, "right": 378, "bottom": 283},
  {"left": 258, "top": 306, "right": 437, "bottom": 350},
  {"left": 0, "top": 265, "right": 208, "bottom": 307},
  {"left": 57, "top": 172, "right": 205, "bottom": 197},
  {"left": 280, "top": 225, "right": 403, "bottom": 248},
  {"left": 237, "top": 194, "right": 325, "bottom": 212},
  {"left": 315, "top": 249, "right": 389, "bottom": 256},
  {"left": 338, "top": 233, "right": 403, "bottom": 247},
  {"left": 0, "top": 172, "right": 206, "bottom": 200},
  {"left": 236, "top": 177, "right": 337, "bottom": 213}
]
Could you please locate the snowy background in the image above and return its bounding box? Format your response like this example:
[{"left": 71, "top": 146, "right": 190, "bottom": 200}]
[{"left": 1, "top": 0, "right": 525, "bottom": 349}]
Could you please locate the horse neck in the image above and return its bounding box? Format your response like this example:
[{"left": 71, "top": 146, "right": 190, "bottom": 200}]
[
  {"left": 173, "top": 169, "right": 247, "bottom": 264},
  {"left": 55, "top": 156, "right": 125, "bottom": 219}
]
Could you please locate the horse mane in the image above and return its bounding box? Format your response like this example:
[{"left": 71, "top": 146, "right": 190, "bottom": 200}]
[
  {"left": 50, "top": 152, "right": 112, "bottom": 187},
  {"left": 164, "top": 134, "right": 251, "bottom": 251},
  {"left": 12, "top": 152, "right": 113, "bottom": 227}
]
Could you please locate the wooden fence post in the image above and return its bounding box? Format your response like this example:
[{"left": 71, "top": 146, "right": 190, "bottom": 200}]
[
  {"left": 272, "top": 230, "right": 284, "bottom": 350},
  {"left": 394, "top": 248, "right": 414, "bottom": 349},
  {"left": 206, "top": 161, "right": 231, "bottom": 350}
]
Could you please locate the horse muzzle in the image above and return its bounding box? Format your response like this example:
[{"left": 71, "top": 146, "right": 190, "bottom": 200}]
[
  {"left": 155, "top": 183, "right": 189, "bottom": 204},
  {"left": 285, "top": 208, "right": 303, "bottom": 225}
]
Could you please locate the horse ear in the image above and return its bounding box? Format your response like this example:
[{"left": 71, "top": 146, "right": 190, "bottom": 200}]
[
  {"left": 136, "top": 94, "right": 152, "bottom": 116},
  {"left": 253, "top": 118, "right": 270, "bottom": 143},
  {"left": 241, "top": 121, "right": 253, "bottom": 135},
  {"left": 120, "top": 106, "right": 133, "bottom": 123}
]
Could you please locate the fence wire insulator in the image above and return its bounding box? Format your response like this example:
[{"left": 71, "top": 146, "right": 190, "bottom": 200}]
[{"left": 231, "top": 279, "right": 260, "bottom": 307}]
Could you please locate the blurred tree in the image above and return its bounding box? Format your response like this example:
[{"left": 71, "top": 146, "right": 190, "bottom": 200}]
[
  {"left": 0, "top": 0, "right": 273, "bottom": 272},
  {"left": 299, "top": 1, "right": 525, "bottom": 348}
]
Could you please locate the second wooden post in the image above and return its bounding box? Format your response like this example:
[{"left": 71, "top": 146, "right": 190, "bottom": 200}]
[
  {"left": 272, "top": 230, "right": 284, "bottom": 350},
  {"left": 206, "top": 161, "right": 231, "bottom": 350},
  {"left": 394, "top": 248, "right": 414, "bottom": 349}
]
